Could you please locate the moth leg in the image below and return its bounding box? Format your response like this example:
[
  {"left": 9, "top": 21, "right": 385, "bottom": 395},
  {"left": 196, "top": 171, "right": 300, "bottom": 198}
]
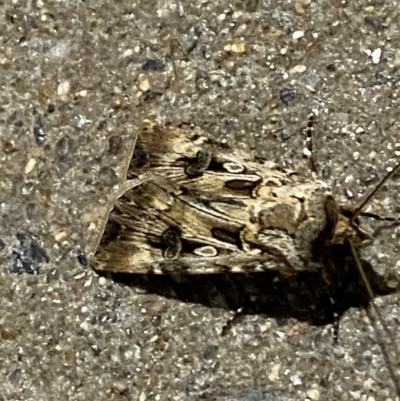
[
  {"left": 323, "top": 262, "right": 341, "bottom": 345},
  {"left": 221, "top": 307, "right": 246, "bottom": 336},
  {"left": 303, "top": 113, "right": 318, "bottom": 175},
  {"left": 313, "top": 195, "right": 342, "bottom": 343},
  {"left": 332, "top": 310, "right": 340, "bottom": 344},
  {"left": 359, "top": 213, "right": 400, "bottom": 239},
  {"left": 323, "top": 266, "right": 342, "bottom": 345}
]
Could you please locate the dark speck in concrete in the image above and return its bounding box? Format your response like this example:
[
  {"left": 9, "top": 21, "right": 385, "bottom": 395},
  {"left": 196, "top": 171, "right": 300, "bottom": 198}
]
[
  {"left": 11, "top": 232, "right": 49, "bottom": 274},
  {"left": 280, "top": 87, "right": 296, "bottom": 107},
  {"left": 55, "top": 135, "right": 74, "bottom": 163},
  {"left": 98, "top": 166, "right": 119, "bottom": 187},
  {"left": 108, "top": 135, "right": 122, "bottom": 155},
  {"left": 141, "top": 58, "right": 165, "bottom": 71}
]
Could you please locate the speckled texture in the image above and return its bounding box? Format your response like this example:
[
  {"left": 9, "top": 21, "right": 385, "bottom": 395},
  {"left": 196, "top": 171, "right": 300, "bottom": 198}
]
[{"left": 1, "top": 1, "right": 400, "bottom": 400}]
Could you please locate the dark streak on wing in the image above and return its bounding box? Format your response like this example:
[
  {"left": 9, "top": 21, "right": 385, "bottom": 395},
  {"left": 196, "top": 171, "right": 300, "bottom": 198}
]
[
  {"left": 212, "top": 227, "right": 244, "bottom": 249},
  {"left": 224, "top": 178, "right": 263, "bottom": 197}
]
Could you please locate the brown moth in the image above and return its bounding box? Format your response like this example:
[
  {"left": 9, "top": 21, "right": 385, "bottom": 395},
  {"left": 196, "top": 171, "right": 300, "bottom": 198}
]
[
  {"left": 92, "top": 117, "right": 400, "bottom": 394},
  {"left": 94, "top": 119, "right": 374, "bottom": 275},
  {"left": 93, "top": 117, "right": 400, "bottom": 332}
]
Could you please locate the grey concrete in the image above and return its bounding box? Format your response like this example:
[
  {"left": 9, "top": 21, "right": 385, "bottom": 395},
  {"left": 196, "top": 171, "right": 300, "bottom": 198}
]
[{"left": 1, "top": 1, "right": 400, "bottom": 400}]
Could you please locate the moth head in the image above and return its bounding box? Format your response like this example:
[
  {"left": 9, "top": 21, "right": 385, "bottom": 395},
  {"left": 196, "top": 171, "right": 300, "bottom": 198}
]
[
  {"left": 332, "top": 212, "right": 374, "bottom": 248},
  {"left": 321, "top": 196, "right": 374, "bottom": 248}
]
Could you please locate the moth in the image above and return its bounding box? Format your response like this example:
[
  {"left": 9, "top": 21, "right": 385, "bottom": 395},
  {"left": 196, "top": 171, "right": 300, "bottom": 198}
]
[
  {"left": 93, "top": 117, "right": 400, "bottom": 339},
  {"left": 91, "top": 117, "right": 400, "bottom": 396}
]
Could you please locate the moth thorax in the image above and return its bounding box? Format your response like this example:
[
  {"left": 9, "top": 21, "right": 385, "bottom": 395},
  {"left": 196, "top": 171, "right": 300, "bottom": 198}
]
[{"left": 257, "top": 202, "right": 299, "bottom": 235}]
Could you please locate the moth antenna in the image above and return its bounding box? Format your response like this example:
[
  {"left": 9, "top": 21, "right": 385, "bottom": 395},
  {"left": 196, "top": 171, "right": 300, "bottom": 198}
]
[
  {"left": 351, "top": 162, "right": 400, "bottom": 223},
  {"left": 348, "top": 239, "right": 400, "bottom": 396},
  {"left": 366, "top": 307, "right": 400, "bottom": 398},
  {"left": 348, "top": 239, "right": 398, "bottom": 350},
  {"left": 359, "top": 211, "right": 399, "bottom": 222}
]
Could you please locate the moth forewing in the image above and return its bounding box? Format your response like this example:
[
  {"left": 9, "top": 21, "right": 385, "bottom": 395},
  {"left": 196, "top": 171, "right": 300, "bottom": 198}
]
[
  {"left": 94, "top": 122, "right": 329, "bottom": 275},
  {"left": 94, "top": 121, "right": 381, "bottom": 281}
]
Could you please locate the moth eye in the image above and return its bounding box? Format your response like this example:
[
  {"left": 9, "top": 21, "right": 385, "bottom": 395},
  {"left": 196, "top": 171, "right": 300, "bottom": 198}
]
[
  {"left": 194, "top": 245, "right": 218, "bottom": 257},
  {"left": 185, "top": 150, "right": 212, "bottom": 177},
  {"left": 223, "top": 162, "right": 244, "bottom": 173},
  {"left": 162, "top": 227, "right": 182, "bottom": 260}
]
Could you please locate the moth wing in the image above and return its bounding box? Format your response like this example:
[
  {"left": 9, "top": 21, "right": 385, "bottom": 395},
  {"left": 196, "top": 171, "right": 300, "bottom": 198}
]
[
  {"left": 93, "top": 177, "right": 298, "bottom": 274},
  {"left": 94, "top": 122, "right": 323, "bottom": 275}
]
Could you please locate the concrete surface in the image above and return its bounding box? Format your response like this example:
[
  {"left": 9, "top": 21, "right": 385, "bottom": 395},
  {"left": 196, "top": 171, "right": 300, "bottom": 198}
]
[{"left": 1, "top": 1, "right": 400, "bottom": 400}]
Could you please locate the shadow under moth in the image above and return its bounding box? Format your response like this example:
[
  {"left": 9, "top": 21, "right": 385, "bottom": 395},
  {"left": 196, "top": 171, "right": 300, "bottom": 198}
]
[{"left": 92, "top": 117, "right": 400, "bottom": 390}]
